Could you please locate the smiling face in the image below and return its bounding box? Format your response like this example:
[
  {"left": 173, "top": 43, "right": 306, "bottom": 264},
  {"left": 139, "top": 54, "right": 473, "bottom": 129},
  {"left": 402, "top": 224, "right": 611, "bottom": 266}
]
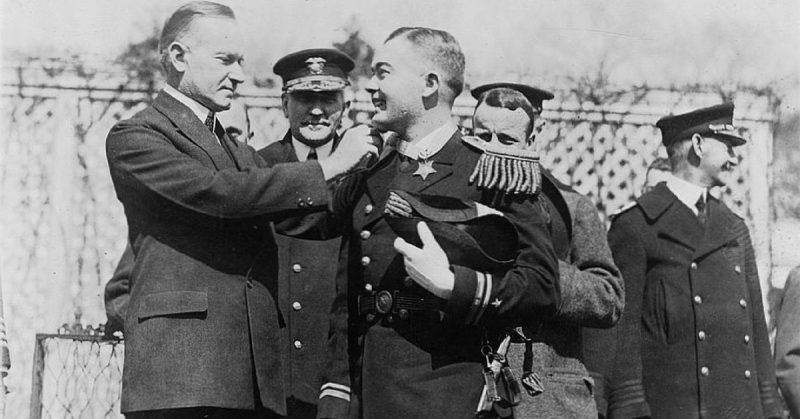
[
  {"left": 283, "top": 90, "right": 346, "bottom": 147},
  {"left": 175, "top": 17, "right": 246, "bottom": 112},
  {"left": 472, "top": 103, "right": 533, "bottom": 150},
  {"left": 365, "top": 37, "right": 428, "bottom": 134}
]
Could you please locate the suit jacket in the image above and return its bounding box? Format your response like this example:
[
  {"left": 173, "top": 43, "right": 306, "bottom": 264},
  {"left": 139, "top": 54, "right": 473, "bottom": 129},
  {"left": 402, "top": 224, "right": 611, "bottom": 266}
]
[
  {"left": 605, "top": 183, "right": 781, "bottom": 419},
  {"left": 776, "top": 267, "right": 800, "bottom": 419},
  {"left": 257, "top": 134, "right": 343, "bottom": 409},
  {"left": 104, "top": 243, "right": 134, "bottom": 336},
  {"left": 510, "top": 180, "right": 624, "bottom": 419},
  {"left": 105, "top": 91, "right": 331, "bottom": 414},
  {"left": 324, "top": 130, "right": 560, "bottom": 419}
]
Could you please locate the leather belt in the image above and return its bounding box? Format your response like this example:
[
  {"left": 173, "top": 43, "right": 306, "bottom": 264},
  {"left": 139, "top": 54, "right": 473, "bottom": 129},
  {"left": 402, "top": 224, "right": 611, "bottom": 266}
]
[{"left": 358, "top": 290, "right": 442, "bottom": 318}]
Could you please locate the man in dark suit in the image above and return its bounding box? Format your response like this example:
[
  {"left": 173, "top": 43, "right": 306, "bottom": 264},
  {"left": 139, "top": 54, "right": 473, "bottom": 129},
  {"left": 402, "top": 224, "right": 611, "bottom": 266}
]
[
  {"left": 469, "top": 83, "right": 624, "bottom": 418},
  {"left": 257, "top": 48, "right": 355, "bottom": 419},
  {"left": 322, "top": 27, "right": 560, "bottom": 419},
  {"left": 605, "top": 103, "right": 782, "bottom": 418},
  {"left": 105, "top": 3, "right": 376, "bottom": 418}
]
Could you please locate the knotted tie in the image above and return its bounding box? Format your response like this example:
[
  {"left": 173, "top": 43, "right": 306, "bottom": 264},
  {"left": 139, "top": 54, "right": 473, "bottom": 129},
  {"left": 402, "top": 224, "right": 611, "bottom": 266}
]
[
  {"left": 695, "top": 194, "right": 707, "bottom": 226},
  {"left": 204, "top": 112, "right": 216, "bottom": 134},
  {"left": 307, "top": 148, "right": 318, "bottom": 161}
]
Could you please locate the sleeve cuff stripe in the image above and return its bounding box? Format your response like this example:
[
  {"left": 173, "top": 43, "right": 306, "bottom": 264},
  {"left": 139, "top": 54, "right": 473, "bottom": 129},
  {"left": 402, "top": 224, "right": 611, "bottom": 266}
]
[
  {"left": 321, "top": 382, "right": 351, "bottom": 393},
  {"left": 464, "top": 272, "right": 486, "bottom": 325},
  {"left": 473, "top": 273, "right": 492, "bottom": 324},
  {"left": 320, "top": 388, "right": 351, "bottom": 402}
]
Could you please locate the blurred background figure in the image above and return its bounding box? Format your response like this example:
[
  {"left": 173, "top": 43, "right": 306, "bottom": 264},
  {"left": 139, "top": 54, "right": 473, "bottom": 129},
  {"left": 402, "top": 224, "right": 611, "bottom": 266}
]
[
  {"left": 218, "top": 98, "right": 256, "bottom": 145},
  {"left": 776, "top": 266, "right": 800, "bottom": 419},
  {"left": 641, "top": 157, "right": 671, "bottom": 195}
]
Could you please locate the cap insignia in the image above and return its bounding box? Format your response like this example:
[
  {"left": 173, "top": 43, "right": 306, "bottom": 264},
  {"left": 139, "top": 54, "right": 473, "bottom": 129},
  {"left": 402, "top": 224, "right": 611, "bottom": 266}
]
[{"left": 305, "top": 57, "right": 326, "bottom": 75}]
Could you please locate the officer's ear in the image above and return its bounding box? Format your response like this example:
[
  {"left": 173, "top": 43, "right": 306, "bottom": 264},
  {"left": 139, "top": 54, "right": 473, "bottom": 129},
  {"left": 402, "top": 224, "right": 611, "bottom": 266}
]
[
  {"left": 422, "top": 71, "right": 441, "bottom": 98},
  {"left": 167, "top": 41, "right": 190, "bottom": 74},
  {"left": 690, "top": 133, "right": 705, "bottom": 157}
]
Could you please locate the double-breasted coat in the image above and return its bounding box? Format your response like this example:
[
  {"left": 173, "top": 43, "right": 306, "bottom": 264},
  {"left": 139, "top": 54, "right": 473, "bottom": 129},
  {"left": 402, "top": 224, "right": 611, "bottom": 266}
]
[
  {"left": 105, "top": 92, "right": 331, "bottom": 415},
  {"left": 258, "top": 134, "right": 343, "bottom": 409},
  {"left": 605, "top": 183, "right": 782, "bottom": 418},
  {"left": 323, "top": 130, "right": 560, "bottom": 419}
]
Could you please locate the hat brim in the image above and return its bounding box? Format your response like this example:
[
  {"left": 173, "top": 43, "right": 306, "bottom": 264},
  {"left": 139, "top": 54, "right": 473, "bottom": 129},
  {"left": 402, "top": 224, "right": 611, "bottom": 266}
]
[{"left": 710, "top": 131, "right": 746, "bottom": 147}]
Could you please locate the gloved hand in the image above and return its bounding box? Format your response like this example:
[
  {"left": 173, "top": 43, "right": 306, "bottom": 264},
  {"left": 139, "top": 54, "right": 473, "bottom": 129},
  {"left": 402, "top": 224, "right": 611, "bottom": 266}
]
[{"left": 393, "top": 221, "right": 454, "bottom": 299}]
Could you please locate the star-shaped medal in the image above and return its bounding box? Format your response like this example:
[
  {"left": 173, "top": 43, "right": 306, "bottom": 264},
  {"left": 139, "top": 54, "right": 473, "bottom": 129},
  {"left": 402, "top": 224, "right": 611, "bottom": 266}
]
[{"left": 413, "top": 158, "right": 436, "bottom": 180}]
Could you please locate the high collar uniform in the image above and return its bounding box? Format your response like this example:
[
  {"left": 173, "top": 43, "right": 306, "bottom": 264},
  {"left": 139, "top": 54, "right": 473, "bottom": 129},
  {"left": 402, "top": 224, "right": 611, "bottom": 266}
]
[{"left": 606, "top": 183, "right": 781, "bottom": 419}]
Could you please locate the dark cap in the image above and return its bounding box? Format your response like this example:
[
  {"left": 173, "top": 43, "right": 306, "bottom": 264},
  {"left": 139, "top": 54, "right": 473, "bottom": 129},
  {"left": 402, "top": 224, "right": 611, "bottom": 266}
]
[
  {"left": 471, "top": 82, "right": 554, "bottom": 113},
  {"left": 273, "top": 48, "right": 355, "bottom": 92},
  {"left": 385, "top": 190, "right": 519, "bottom": 272},
  {"left": 656, "top": 102, "right": 746, "bottom": 147}
]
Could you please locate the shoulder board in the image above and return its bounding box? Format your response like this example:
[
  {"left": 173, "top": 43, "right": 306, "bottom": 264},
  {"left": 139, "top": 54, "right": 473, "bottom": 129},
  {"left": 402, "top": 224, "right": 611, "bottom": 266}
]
[{"left": 610, "top": 201, "right": 638, "bottom": 219}]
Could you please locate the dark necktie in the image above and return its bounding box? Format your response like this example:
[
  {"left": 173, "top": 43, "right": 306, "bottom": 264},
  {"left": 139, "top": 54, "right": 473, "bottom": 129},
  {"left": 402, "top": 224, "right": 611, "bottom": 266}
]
[
  {"left": 204, "top": 112, "right": 216, "bottom": 134},
  {"left": 205, "top": 112, "right": 236, "bottom": 163},
  {"left": 696, "top": 194, "right": 707, "bottom": 226},
  {"left": 307, "top": 148, "right": 318, "bottom": 161}
]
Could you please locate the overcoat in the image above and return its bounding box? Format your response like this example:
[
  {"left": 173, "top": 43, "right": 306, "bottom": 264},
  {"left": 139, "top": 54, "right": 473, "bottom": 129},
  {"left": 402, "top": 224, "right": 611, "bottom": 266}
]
[
  {"left": 605, "top": 183, "right": 782, "bottom": 419},
  {"left": 258, "top": 134, "right": 343, "bottom": 408},
  {"left": 775, "top": 266, "right": 800, "bottom": 419},
  {"left": 510, "top": 179, "right": 624, "bottom": 419},
  {"left": 105, "top": 92, "right": 331, "bottom": 415},
  {"left": 324, "top": 131, "right": 560, "bottom": 419}
]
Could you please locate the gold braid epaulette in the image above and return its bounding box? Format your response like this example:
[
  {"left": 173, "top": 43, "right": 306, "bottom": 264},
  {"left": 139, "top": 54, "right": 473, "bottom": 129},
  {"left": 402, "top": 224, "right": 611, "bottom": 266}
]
[{"left": 462, "top": 136, "right": 542, "bottom": 196}]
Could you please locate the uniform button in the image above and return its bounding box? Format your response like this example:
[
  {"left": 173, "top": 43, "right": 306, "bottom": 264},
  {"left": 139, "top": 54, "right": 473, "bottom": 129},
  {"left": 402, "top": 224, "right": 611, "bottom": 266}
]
[
  {"left": 364, "top": 204, "right": 374, "bottom": 214},
  {"left": 734, "top": 265, "right": 742, "bottom": 274},
  {"left": 690, "top": 262, "right": 698, "bottom": 270},
  {"left": 744, "top": 334, "right": 751, "bottom": 344},
  {"left": 293, "top": 340, "right": 303, "bottom": 350},
  {"left": 744, "top": 370, "right": 751, "bottom": 379},
  {"left": 739, "top": 299, "right": 747, "bottom": 308},
  {"left": 292, "top": 301, "right": 302, "bottom": 311},
  {"left": 398, "top": 309, "right": 410, "bottom": 320},
  {"left": 360, "top": 230, "right": 371, "bottom": 240},
  {"left": 364, "top": 283, "right": 373, "bottom": 292},
  {"left": 361, "top": 256, "right": 371, "bottom": 266},
  {"left": 307, "top": 197, "right": 314, "bottom": 205},
  {"left": 694, "top": 295, "right": 703, "bottom": 304},
  {"left": 403, "top": 276, "right": 414, "bottom": 287},
  {"left": 292, "top": 263, "right": 302, "bottom": 273},
  {"left": 700, "top": 366, "right": 709, "bottom": 376},
  {"left": 698, "top": 331, "right": 706, "bottom": 340}
]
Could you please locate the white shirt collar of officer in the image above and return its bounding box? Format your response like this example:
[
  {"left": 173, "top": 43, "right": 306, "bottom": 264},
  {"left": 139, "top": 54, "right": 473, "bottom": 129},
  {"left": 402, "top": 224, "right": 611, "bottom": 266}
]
[
  {"left": 665, "top": 174, "right": 707, "bottom": 216},
  {"left": 164, "top": 84, "right": 213, "bottom": 126},
  {"left": 396, "top": 121, "right": 458, "bottom": 160},
  {"left": 291, "top": 137, "right": 334, "bottom": 161}
]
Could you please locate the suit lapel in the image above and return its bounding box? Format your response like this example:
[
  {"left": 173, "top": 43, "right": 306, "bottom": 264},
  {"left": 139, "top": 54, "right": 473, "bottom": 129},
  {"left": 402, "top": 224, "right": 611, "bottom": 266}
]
[
  {"left": 694, "top": 197, "right": 739, "bottom": 259},
  {"left": 641, "top": 185, "right": 702, "bottom": 250},
  {"left": 152, "top": 92, "right": 235, "bottom": 170}
]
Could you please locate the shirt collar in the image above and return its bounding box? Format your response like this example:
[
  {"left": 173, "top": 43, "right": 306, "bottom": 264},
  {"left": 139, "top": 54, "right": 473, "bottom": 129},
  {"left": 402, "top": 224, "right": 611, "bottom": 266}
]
[
  {"left": 665, "top": 174, "right": 707, "bottom": 215},
  {"left": 164, "top": 85, "right": 213, "bottom": 125},
  {"left": 396, "top": 121, "right": 457, "bottom": 160},
  {"left": 291, "top": 137, "right": 334, "bottom": 162}
]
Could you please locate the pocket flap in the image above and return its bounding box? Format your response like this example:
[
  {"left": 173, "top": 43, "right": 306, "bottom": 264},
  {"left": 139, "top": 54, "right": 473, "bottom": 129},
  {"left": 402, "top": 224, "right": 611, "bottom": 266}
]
[{"left": 138, "top": 291, "right": 208, "bottom": 321}]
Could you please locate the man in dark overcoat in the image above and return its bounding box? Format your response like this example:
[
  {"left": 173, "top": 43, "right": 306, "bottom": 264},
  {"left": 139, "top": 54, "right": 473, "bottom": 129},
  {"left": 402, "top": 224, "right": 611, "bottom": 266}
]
[
  {"left": 257, "top": 48, "right": 355, "bottom": 419},
  {"left": 605, "top": 103, "right": 782, "bottom": 418},
  {"left": 104, "top": 3, "right": 376, "bottom": 418},
  {"left": 321, "top": 27, "right": 561, "bottom": 419},
  {"left": 469, "top": 83, "right": 625, "bottom": 419}
]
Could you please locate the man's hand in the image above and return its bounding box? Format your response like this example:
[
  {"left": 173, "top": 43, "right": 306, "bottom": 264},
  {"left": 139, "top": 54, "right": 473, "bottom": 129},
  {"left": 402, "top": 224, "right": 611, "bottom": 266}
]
[
  {"left": 385, "top": 191, "right": 414, "bottom": 218},
  {"left": 319, "top": 125, "right": 380, "bottom": 181},
  {"left": 393, "top": 221, "right": 454, "bottom": 299}
]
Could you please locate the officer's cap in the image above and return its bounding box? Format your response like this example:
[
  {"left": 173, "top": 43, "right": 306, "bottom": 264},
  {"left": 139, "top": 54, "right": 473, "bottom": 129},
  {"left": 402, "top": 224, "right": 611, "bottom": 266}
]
[
  {"left": 471, "top": 82, "right": 554, "bottom": 113},
  {"left": 656, "top": 102, "right": 746, "bottom": 147},
  {"left": 273, "top": 48, "right": 355, "bottom": 93}
]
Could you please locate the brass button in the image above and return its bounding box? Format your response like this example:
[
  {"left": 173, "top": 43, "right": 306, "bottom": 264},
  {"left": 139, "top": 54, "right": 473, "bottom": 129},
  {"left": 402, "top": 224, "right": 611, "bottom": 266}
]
[
  {"left": 690, "top": 262, "right": 698, "bottom": 270},
  {"left": 361, "top": 256, "right": 371, "bottom": 266},
  {"left": 364, "top": 204, "right": 374, "bottom": 214},
  {"left": 360, "top": 230, "right": 371, "bottom": 240},
  {"left": 293, "top": 340, "right": 303, "bottom": 349},
  {"left": 398, "top": 309, "right": 409, "bottom": 320},
  {"left": 739, "top": 299, "right": 747, "bottom": 308},
  {"left": 700, "top": 366, "right": 709, "bottom": 376},
  {"left": 744, "top": 334, "right": 750, "bottom": 344},
  {"left": 698, "top": 331, "right": 706, "bottom": 341},
  {"left": 307, "top": 197, "right": 314, "bottom": 205},
  {"left": 292, "top": 263, "right": 302, "bottom": 273},
  {"left": 744, "top": 370, "right": 751, "bottom": 379},
  {"left": 734, "top": 265, "right": 742, "bottom": 274},
  {"left": 694, "top": 295, "right": 703, "bottom": 304},
  {"left": 364, "top": 283, "right": 373, "bottom": 292},
  {"left": 292, "top": 301, "right": 302, "bottom": 311}
]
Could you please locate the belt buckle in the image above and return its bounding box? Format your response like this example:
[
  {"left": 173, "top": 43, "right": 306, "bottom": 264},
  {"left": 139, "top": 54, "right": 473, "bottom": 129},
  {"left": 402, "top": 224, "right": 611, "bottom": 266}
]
[{"left": 374, "top": 290, "right": 393, "bottom": 314}]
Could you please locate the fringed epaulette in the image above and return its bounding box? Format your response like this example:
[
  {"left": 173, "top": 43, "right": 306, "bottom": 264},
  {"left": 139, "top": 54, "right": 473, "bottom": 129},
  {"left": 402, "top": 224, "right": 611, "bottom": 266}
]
[{"left": 462, "top": 135, "right": 542, "bottom": 196}]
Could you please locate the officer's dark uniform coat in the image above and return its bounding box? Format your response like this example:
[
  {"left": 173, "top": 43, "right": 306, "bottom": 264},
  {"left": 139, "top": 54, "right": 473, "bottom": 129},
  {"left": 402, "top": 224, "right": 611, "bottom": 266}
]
[
  {"left": 258, "top": 133, "right": 342, "bottom": 409},
  {"left": 606, "top": 183, "right": 782, "bottom": 419},
  {"left": 106, "top": 92, "right": 330, "bottom": 415},
  {"left": 324, "top": 130, "right": 560, "bottom": 419}
]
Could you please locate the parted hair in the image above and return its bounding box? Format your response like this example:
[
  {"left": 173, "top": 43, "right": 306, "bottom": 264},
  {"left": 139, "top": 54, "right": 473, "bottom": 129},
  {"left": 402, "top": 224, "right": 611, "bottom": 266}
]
[
  {"left": 385, "top": 27, "right": 466, "bottom": 103},
  {"left": 475, "top": 87, "right": 538, "bottom": 137},
  {"left": 159, "top": 1, "right": 236, "bottom": 73}
]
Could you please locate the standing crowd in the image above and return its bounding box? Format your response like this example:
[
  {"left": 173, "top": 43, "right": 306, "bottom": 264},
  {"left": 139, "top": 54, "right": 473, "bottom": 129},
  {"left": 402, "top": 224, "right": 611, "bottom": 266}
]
[{"left": 103, "top": 2, "right": 798, "bottom": 418}]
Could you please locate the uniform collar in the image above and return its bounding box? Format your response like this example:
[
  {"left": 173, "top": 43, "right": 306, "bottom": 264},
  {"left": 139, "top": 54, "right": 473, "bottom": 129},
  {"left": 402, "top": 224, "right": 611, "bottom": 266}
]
[
  {"left": 164, "top": 84, "right": 213, "bottom": 127},
  {"left": 396, "top": 121, "right": 458, "bottom": 160},
  {"left": 291, "top": 137, "right": 334, "bottom": 161},
  {"left": 665, "top": 174, "right": 707, "bottom": 215}
]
